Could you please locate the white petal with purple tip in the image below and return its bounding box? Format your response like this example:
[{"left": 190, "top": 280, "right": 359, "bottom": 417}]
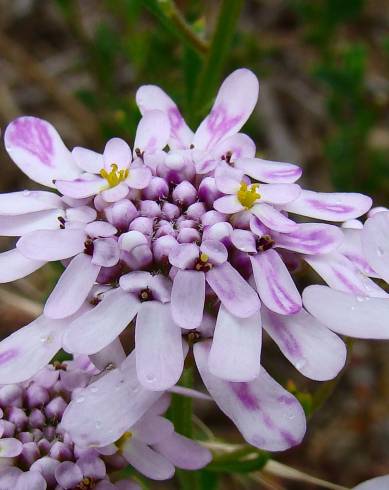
[
  {"left": 134, "top": 110, "right": 170, "bottom": 153},
  {"left": 235, "top": 158, "right": 302, "bottom": 183}
]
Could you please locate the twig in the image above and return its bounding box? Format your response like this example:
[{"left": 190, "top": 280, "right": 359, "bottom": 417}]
[
  {"left": 0, "top": 32, "right": 100, "bottom": 142},
  {"left": 0, "top": 287, "right": 42, "bottom": 318}
]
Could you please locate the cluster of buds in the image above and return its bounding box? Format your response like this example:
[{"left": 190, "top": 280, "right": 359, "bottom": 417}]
[{"left": 0, "top": 68, "right": 388, "bottom": 484}]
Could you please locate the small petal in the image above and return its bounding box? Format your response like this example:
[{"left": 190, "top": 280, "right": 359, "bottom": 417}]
[
  {"left": 209, "top": 306, "right": 262, "bottom": 381},
  {"left": 168, "top": 243, "right": 199, "bottom": 269},
  {"left": 284, "top": 190, "right": 372, "bottom": 221},
  {"left": 92, "top": 238, "right": 120, "bottom": 267},
  {"left": 4, "top": 116, "right": 80, "bottom": 187},
  {"left": 212, "top": 133, "right": 256, "bottom": 160},
  {"left": 0, "top": 190, "right": 63, "bottom": 216},
  {"left": 214, "top": 165, "right": 243, "bottom": 194},
  {"left": 17, "top": 229, "right": 86, "bottom": 261},
  {"left": 214, "top": 195, "right": 245, "bottom": 214},
  {"left": 0, "top": 437, "right": 23, "bottom": 457},
  {"left": 303, "top": 285, "right": 389, "bottom": 339},
  {"left": 101, "top": 183, "right": 129, "bottom": 203},
  {"left": 235, "top": 158, "right": 302, "bottom": 183},
  {"left": 0, "top": 248, "right": 44, "bottom": 283},
  {"left": 55, "top": 175, "right": 105, "bottom": 199},
  {"left": 72, "top": 146, "right": 103, "bottom": 173},
  {"left": 194, "top": 341, "right": 306, "bottom": 451},
  {"left": 126, "top": 166, "right": 152, "bottom": 190},
  {"left": 15, "top": 471, "right": 47, "bottom": 490},
  {"left": 362, "top": 211, "right": 389, "bottom": 283},
  {"left": 171, "top": 270, "right": 205, "bottom": 329},
  {"left": 200, "top": 240, "right": 228, "bottom": 265},
  {"left": 77, "top": 454, "right": 106, "bottom": 480},
  {"left": 132, "top": 415, "right": 174, "bottom": 445},
  {"left": 55, "top": 462, "right": 83, "bottom": 488},
  {"left": 252, "top": 203, "right": 298, "bottom": 233},
  {"left": 134, "top": 111, "right": 170, "bottom": 153},
  {"left": 231, "top": 229, "right": 257, "bottom": 253},
  {"left": 103, "top": 138, "right": 131, "bottom": 170},
  {"left": 154, "top": 432, "right": 212, "bottom": 470},
  {"left": 206, "top": 261, "right": 260, "bottom": 318}
]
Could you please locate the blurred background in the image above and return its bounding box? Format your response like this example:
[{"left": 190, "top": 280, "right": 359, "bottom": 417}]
[{"left": 0, "top": 1, "right": 388, "bottom": 488}]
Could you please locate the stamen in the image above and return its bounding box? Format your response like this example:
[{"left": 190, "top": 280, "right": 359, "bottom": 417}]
[
  {"left": 237, "top": 182, "right": 261, "bottom": 209},
  {"left": 99, "top": 163, "right": 129, "bottom": 188},
  {"left": 139, "top": 288, "right": 152, "bottom": 302}
]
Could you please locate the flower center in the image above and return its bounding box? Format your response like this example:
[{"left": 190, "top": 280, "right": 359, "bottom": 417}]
[
  {"left": 77, "top": 478, "right": 95, "bottom": 489},
  {"left": 195, "top": 252, "right": 213, "bottom": 271},
  {"left": 100, "top": 163, "right": 129, "bottom": 188},
  {"left": 139, "top": 288, "right": 153, "bottom": 302},
  {"left": 237, "top": 182, "right": 261, "bottom": 209}
]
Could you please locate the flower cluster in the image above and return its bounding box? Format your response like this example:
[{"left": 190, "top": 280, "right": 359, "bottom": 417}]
[
  {"left": 0, "top": 68, "right": 387, "bottom": 461},
  {"left": 0, "top": 356, "right": 210, "bottom": 489}
]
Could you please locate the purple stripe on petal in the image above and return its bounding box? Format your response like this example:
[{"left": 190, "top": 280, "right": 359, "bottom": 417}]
[
  {"left": 230, "top": 382, "right": 259, "bottom": 411},
  {"left": 0, "top": 349, "right": 18, "bottom": 365}
]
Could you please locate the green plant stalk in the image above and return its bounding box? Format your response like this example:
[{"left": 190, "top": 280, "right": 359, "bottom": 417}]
[{"left": 194, "top": 0, "right": 243, "bottom": 116}]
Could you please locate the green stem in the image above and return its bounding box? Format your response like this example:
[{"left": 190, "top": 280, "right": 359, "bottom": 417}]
[
  {"left": 142, "top": 0, "right": 208, "bottom": 55},
  {"left": 194, "top": 0, "right": 243, "bottom": 114}
]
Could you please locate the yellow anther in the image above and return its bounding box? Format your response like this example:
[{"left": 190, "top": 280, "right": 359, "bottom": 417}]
[
  {"left": 237, "top": 182, "right": 261, "bottom": 209},
  {"left": 100, "top": 163, "right": 129, "bottom": 188},
  {"left": 116, "top": 431, "right": 133, "bottom": 452},
  {"left": 200, "top": 252, "right": 209, "bottom": 263}
]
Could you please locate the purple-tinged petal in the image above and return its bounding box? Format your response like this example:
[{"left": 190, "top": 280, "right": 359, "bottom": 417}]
[
  {"left": 193, "top": 69, "right": 259, "bottom": 151},
  {"left": 212, "top": 133, "right": 256, "bottom": 160},
  {"left": 273, "top": 223, "right": 343, "bottom": 255},
  {"left": 134, "top": 110, "right": 170, "bottom": 153},
  {"left": 200, "top": 240, "right": 228, "bottom": 265},
  {"left": 0, "top": 248, "right": 45, "bottom": 283},
  {"left": 136, "top": 301, "right": 183, "bottom": 390},
  {"left": 103, "top": 138, "right": 131, "bottom": 170},
  {"left": 0, "top": 437, "right": 23, "bottom": 456},
  {"left": 85, "top": 221, "right": 117, "bottom": 238},
  {"left": 66, "top": 206, "right": 96, "bottom": 224},
  {"left": 62, "top": 354, "right": 162, "bottom": 447},
  {"left": 168, "top": 243, "right": 199, "bottom": 269},
  {"left": 0, "top": 315, "right": 64, "bottom": 383},
  {"left": 214, "top": 195, "right": 245, "bottom": 214},
  {"left": 284, "top": 190, "right": 372, "bottom": 221},
  {"left": 30, "top": 457, "right": 59, "bottom": 487},
  {"left": 303, "top": 285, "right": 389, "bottom": 339},
  {"left": 339, "top": 228, "right": 379, "bottom": 277},
  {"left": 171, "top": 270, "right": 205, "bottom": 329},
  {"left": 353, "top": 476, "right": 389, "bottom": 490},
  {"left": 119, "top": 230, "right": 148, "bottom": 252},
  {"left": 55, "top": 175, "right": 105, "bottom": 199},
  {"left": 101, "top": 183, "right": 129, "bottom": 203},
  {"left": 15, "top": 471, "right": 47, "bottom": 490},
  {"left": 55, "top": 461, "right": 83, "bottom": 488},
  {"left": 209, "top": 306, "right": 261, "bottom": 382},
  {"left": 259, "top": 184, "right": 301, "bottom": 205},
  {"left": 4, "top": 116, "right": 80, "bottom": 187},
  {"left": 17, "top": 228, "right": 86, "bottom": 261},
  {"left": 92, "top": 238, "right": 120, "bottom": 267},
  {"left": 251, "top": 203, "right": 298, "bottom": 233},
  {"left": 126, "top": 166, "right": 152, "bottom": 190},
  {"left": 121, "top": 437, "right": 175, "bottom": 480},
  {"left": 132, "top": 415, "right": 174, "bottom": 445},
  {"left": 119, "top": 271, "right": 152, "bottom": 293},
  {"left": 231, "top": 229, "right": 257, "bottom": 253},
  {"left": 262, "top": 307, "right": 346, "bottom": 381},
  {"left": 44, "top": 253, "right": 100, "bottom": 319},
  {"left": 0, "top": 468, "right": 22, "bottom": 488},
  {"left": 0, "top": 190, "right": 63, "bottom": 216},
  {"left": 194, "top": 341, "right": 306, "bottom": 451},
  {"left": 136, "top": 85, "right": 193, "bottom": 149},
  {"left": 154, "top": 432, "right": 212, "bottom": 470},
  {"left": 72, "top": 146, "right": 103, "bottom": 174},
  {"left": 362, "top": 211, "right": 389, "bottom": 283},
  {"left": 63, "top": 289, "right": 140, "bottom": 355},
  {"left": 149, "top": 275, "right": 172, "bottom": 303},
  {"left": 206, "top": 261, "right": 260, "bottom": 318},
  {"left": 78, "top": 454, "right": 106, "bottom": 480},
  {"left": 250, "top": 250, "right": 301, "bottom": 315},
  {"left": 235, "top": 158, "right": 302, "bottom": 183},
  {"left": 305, "top": 252, "right": 388, "bottom": 298},
  {"left": 202, "top": 222, "right": 233, "bottom": 245},
  {"left": 214, "top": 165, "right": 243, "bottom": 194}
]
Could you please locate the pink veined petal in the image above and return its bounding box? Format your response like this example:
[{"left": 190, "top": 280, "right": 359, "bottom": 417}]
[
  {"left": 101, "top": 182, "right": 129, "bottom": 203},
  {"left": 273, "top": 223, "right": 343, "bottom": 255},
  {"left": 72, "top": 147, "right": 104, "bottom": 174},
  {"left": 303, "top": 285, "right": 389, "bottom": 339},
  {"left": 284, "top": 190, "right": 372, "bottom": 221},
  {"left": 135, "top": 301, "right": 184, "bottom": 391},
  {"left": 17, "top": 228, "right": 86, "bottom": 261},
  {"left": 62, "top": 289, "right": 140, "bottom": 355},
  {"left": 62, "top": 354, "right": 162, "bottom": 448},
  {"left": 262, "top": 307, "right": 347, "bottom": 381},
  {"left": 171, "top": 270, "right": 205, "bottom": 329},
  {"left": 206, "top": 261, "right": 260, "bottom": 318},
  {"left": 126, "top": 166, "right": 152, "bottom": 190},
  {"left": 258, "top": 184, "right": 301, "bottom": 205},
  {"left": 251, "top": 203, "right": 298, "bottom": 233},
  {"left": 339, "top": 228, "right": 379, "bottom": 278},
  {"left": 0, "top": 190, "right": 63, "bottom": 216},
  {"left": 4, "top": 116, "right": 80, "bottom": 187},
  {"left": 214, "top": 164, "right": 244, "bottom": 194},
  {"left": 103, "top": 138, "right": 132, "bottom": 170},
  {"left": 120, "top": 438, "right": 175, "bottom": 481},
  {"left": 0, "top": 209, "right": 63, "bottom": 237},
  {"left": 55, "top": 175, "right": 105, "bottom": 199},
  {"left": 200, "top": 240, "right": 228, "bottom": 265},
  {"left": 214, "top": 195, "right": 245, "bottom": 214},
  {"left": 44, "top": 253, "right": 100, "bottom": 319},
  {"left": 250, "top": 250, "right": 302, "bottom": 315},
  {"left": 55, "top": 462, "right": 83, "bottom": 489},
  {"left": 209, "top": 306, "right": 262, "bottom": 382},
  {"left": 131, "top": 415, "right": 174, "bottom": 445},
  {"left": 0, "top": 248, "right": 45, "bottom": 283},
  {"left": 362, "top": 211, "right": 389, "bottom": 283},
  {"left": 15, "top": 470, "right": 47, "bottom": 490},
  {"left": 92, "top": 238, "right": 120, "bottom": 267},
  {"left": 194, "top": 341, "right": 306, "bottom": 451},
  {"left": 168, "top": 242, "right": 199, "bottom": 269},
  {"left": 0, "top": 315, "right": 64, "bottom": 384},
  {"left": 231, "top": 229, "right": 257, "bottom": 253},
  {"left": 211, "top": 133, "right": 256, "bottom": 161},
  {"left": 353, "top": 476, "right": 389, "bottom": 490},
  {"left": 136, "top": 85, "right": 194, "bottom": 149},
  {"left": 235, "top": 158, "right": 302, "bottom": 183},
  {"left": 304, "top": 252, "right": 388, "bottom": 298},
  {"left": 134, "top": 110, "right": 170, "bottom": 153},
  {"left": 153, "top": 432, "right": 212, "bottom": 470},
  {"left": 193, "top": 69, "right": 259, "bottom": 151},
  {"left": 0, "top": 438, "right": 23, "bottom": 457}
]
